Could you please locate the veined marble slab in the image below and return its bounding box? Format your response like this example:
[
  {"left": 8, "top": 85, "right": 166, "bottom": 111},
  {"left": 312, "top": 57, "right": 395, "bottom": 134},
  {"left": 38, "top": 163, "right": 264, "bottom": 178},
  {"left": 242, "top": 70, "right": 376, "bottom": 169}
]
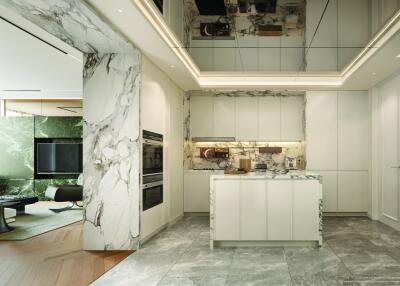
[
  {"left": 210, "top": 172, "right": 322, "bottom": 181},
  {"left": 83, "top": 52, "right": 141, "bottom": 250}
]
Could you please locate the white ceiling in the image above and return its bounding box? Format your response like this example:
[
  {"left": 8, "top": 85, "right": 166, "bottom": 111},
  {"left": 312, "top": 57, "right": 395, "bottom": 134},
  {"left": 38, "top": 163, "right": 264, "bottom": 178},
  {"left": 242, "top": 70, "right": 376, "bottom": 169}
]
[{"left": 85, "top": 0, "right": 400, "bottom": 91}]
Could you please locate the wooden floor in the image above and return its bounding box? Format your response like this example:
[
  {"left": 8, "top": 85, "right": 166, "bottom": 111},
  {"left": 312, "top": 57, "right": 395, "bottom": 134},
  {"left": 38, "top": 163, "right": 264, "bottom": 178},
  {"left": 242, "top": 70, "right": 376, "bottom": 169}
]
[{"left": 0, "top": 221, "right": 133, "bottom": 286}]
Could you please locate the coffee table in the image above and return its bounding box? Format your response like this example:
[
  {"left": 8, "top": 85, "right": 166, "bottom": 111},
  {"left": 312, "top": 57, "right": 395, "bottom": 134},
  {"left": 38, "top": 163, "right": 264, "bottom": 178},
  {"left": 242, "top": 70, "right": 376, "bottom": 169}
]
[
  {"left": 0, "top": 200, "right": 20, "bottom": 233},
  {"left": 0, "top": 195, "right": 38, "bottom": 214}
]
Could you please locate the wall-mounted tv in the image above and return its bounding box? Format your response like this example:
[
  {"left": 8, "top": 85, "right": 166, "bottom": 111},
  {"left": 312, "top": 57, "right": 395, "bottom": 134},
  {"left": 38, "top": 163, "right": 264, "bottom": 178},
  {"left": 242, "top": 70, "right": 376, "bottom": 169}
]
[{"left": 37, "top": 143, "right": 82, "bottom": 174}]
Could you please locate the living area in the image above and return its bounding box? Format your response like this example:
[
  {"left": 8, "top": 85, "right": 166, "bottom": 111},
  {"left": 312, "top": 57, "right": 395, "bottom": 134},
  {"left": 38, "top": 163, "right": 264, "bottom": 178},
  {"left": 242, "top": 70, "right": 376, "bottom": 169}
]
[{"left": 0, "top": 100, "right": 84, "bottom": 240}]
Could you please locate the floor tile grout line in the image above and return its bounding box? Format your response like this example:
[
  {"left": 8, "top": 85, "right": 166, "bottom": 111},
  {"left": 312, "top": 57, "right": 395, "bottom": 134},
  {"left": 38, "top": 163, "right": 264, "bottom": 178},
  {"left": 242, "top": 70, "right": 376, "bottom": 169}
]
[
  {"left": 324, "top": 242, "right": 354, "bottom": 281},
  {"left": 154, "top": 228, "right": 203, "bottom": 286},
  {"left": 224, "top": 247, "right": 238, "bottom": 286},
  {"left": 283, "top": 247, "right": 295, "bottom": 285}
]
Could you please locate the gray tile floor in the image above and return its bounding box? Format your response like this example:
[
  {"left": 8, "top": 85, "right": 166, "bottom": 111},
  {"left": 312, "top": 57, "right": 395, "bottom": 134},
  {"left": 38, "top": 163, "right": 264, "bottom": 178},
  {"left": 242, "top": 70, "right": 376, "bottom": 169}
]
[{"left": 92, "top": 216, "right": 400, "bottom": 286}]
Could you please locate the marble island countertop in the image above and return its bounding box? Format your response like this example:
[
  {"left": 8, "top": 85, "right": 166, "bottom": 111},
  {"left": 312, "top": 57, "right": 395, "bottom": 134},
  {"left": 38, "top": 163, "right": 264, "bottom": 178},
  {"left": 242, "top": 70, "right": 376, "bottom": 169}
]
[{"left": 210, "top": 171, "right": 322, "bottom": 181}]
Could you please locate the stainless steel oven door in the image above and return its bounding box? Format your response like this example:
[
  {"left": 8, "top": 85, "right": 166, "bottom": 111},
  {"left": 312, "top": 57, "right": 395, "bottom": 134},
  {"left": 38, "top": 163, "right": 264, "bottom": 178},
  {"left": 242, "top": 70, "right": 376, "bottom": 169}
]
[
  {"left": 143, "top": 139, "right": 163, "bottom": 175},
  {"left": 142, "top": 180, "right": 163, "bottom": 211}
]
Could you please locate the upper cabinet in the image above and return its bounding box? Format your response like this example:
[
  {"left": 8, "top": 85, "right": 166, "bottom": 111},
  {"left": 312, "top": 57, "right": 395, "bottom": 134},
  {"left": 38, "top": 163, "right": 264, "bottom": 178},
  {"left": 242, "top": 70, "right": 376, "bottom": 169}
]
[
  {"left": 214, "top": 97, "right": 235, "bottom": 137},
  {"left": 190, "top": 95, "right": 305, "bottom": 141},
  {"left": 236, "top": 97, "right": 258, "bottom": 141},
  {"left": 190, "top": 96, "right": 214, "bottom": 138},
  {"left": 258, "top": 97, "right": 281, "bottom": 141},
  {"left": 281, "top": 96, "right": 304, "bottom": 141},
  {"left": 0, "top": 18, "right": 83, "bottom": 99}
]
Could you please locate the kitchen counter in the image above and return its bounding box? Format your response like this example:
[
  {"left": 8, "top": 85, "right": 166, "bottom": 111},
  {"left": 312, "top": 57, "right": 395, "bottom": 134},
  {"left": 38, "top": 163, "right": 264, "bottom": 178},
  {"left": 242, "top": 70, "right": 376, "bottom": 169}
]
[{"left": 210, "top": 172, "right": 323, "bottom": 249}]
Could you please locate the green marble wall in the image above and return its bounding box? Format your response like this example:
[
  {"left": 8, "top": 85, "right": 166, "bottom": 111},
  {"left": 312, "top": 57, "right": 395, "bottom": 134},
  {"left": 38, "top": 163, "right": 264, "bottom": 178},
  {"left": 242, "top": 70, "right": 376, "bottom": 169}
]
[
  {"left": 0, "top": 117, "right": 34, "bottom": 179},
  {"left": 0, "top": 116, "right": 82, "bottom": 200},
  {"left": 35, "top": 116, "right": 83, "bottom": 138}
]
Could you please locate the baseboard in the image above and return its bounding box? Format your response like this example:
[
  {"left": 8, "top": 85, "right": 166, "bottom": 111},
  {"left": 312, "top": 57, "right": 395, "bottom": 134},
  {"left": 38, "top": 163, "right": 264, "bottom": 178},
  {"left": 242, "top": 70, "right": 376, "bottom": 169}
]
[
  {"left": 214, "top": 240, "right": 319, "bottom": 248},
  {"left": 169, "top": 213, "right": 184, "bottom": 227},
  {"left": 139, "top": 223, "right": 168, "bottom": 245},
  {"left": 184, "top": 212, "right": 210, "bottom": 217},
  {"left": 323, "top": 212, "right": 368, "bottom": 217}
]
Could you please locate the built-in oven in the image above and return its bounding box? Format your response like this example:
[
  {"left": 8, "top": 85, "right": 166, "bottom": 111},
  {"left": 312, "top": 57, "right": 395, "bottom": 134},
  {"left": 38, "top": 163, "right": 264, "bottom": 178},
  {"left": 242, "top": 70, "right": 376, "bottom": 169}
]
[
  {"left": 142, "top": 130, "right": 163, "bottom": 176},
  {"left": 142, "top": 174, "right": 163, "bottom": 211}
]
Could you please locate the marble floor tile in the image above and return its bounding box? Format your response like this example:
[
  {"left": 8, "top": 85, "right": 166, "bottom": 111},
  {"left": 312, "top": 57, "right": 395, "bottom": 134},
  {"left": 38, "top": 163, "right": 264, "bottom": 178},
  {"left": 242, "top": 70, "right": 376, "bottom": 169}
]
[
  {"left": 92, "top": 216, "right": 400, "bottom": 286},
  {"left": 226, "top": 273, "right": 291, "bottom": 286},
  {"left": 166, "top": 247, "right": 235, "bottom": 278},
  {"left": 157, "top": 276, "right": 226, "bottom": 286},
  {"left": 285, "top": 246, "right": 352, "bottom": 279}
]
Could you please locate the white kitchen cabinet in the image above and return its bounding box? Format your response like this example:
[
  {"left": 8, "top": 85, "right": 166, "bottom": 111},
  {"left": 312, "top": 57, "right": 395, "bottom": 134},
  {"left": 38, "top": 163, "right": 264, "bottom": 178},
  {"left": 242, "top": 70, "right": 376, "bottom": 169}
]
[
  {"left": 235, "top": 97, "right": 259, "bottom": 141},
  {"left": 258, "top": 96, "right": 281, "bottom": 141},
  {"left": 190, "top": 96, "right": 214, "bottom": 138},
  {"left": 214, "top": 179, "right": 240, "bottom": 240},
  {"left": 281, "top": 96, "right": 304, "bottom": 141},
  {"left": 338, "top": 91, "right": 369, "bottom": 170},
  {"left": 214, "top": 97, "right": 235, "bottom": 137},
  {"left": 184, "top": 171, "right": 211, "bottom": 212},
  {"left": 314, "top": 171, "right": 338, "bottom": 212},
  {"left": 240, "top": 180, "right": 267, "bottom": 240},
  {"left": 306, "top": 91, "right": 338, "bottom": 170},
  {"left": 293, "top": 181, "right": 320, "bottom": 240},
  {"left": 267, "top": 180, "right": 292, "bottom": 240},
  {"left": 338, "top": 171, "right": 368, "bottom": 212}
]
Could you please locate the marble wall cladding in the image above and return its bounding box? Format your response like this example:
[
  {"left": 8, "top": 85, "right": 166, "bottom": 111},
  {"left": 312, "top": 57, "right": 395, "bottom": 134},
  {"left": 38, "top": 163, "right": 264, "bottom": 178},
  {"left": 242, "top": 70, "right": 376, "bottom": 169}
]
[
  {"left": 187, "top": 90, "right": 305, "bottom": 98},
  {"left": 34, "top": 116, "right": 83, "bottom": 138},
  {"left": 0, "top": 0, "right": 134, "bottom": 53},
  {"left": 188, "top": 142, "right": 305, "bottom": 171},
  {"left": 0, "top": 117, "right": 34, "bottom": 179},
  {"left": 83, "top": 52, "right": 140, "bottom": 251}
]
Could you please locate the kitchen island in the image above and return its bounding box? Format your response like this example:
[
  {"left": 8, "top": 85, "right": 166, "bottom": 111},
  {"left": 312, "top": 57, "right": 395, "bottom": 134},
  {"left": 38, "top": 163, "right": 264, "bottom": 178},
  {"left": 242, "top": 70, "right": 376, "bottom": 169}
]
[{"left": 210, "top": 172, "right": 323, "bottom": 249}]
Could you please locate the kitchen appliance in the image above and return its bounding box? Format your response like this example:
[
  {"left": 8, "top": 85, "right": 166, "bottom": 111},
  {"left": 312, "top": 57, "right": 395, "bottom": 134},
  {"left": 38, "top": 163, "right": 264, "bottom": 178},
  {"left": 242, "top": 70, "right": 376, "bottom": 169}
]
[
  {"left": 239, "top": 158, "right": 251, "bottom": 172},
  {"left": 285, "top": 156, "right": 298, "bottom": 170},
  {"left": 143, "top": 130, "right": 163, "bottom": 176},
  {"left": 142, "top": 174, "right": 163, "bottom": 211},
  {"left": 200, "top": 22, "right": 230, "bottom": 37}
]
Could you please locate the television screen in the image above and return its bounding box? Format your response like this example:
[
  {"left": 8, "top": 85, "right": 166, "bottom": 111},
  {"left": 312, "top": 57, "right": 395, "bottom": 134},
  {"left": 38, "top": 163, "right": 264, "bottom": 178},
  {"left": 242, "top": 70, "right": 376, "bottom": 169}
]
[{"left": 37, "top": 143, "right": 82, "bottom": 174}]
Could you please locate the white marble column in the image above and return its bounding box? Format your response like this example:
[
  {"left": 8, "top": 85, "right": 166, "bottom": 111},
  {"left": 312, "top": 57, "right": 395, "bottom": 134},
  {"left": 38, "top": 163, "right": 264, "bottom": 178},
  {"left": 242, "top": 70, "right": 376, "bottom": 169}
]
[{"left": 82, "top": 53, "right": 141, "bottom": 250}]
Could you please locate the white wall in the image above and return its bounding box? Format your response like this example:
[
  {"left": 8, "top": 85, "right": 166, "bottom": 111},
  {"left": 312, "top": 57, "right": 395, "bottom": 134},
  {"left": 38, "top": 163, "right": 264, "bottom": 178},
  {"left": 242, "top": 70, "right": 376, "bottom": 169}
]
[
  {"left": 140, "top": 56, "right": 184, "bottom": 241},
  {"left": 0, "top": 10, "right": 83, "bottom": 99}
]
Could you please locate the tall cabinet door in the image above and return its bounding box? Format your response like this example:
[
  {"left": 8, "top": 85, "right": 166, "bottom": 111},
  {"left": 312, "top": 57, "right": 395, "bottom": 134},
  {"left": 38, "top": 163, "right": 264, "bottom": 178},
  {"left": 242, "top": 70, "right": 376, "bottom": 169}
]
[
  {"left": 190, "top": 96, "right": 214, "bottom": 138},
  {"left": 240, "top": 180, "right": 267, "bottom": 240},
  {"left": 306, "top": 91, "right": 338, "bottom": 170},
  {"left": 267, "top": 181, "right": 292, "bottom": 240},
  {"left": 381, "top": 86, "right": 400, "bottom": 221},
  {"left": 236, "top": 97, "right": 258, "bottom": 141},
  {"left": 214, "top": 97, "right": 235, "bottom": 137},
  {"left": 214, "top": 179, "right": 240, "bottom": 240}
]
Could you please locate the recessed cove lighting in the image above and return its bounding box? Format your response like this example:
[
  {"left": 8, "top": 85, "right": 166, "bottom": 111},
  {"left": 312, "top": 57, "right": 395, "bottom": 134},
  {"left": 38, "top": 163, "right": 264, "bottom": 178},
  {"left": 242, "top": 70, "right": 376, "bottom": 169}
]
[{"left": 117, "top": 9, "right": 123, "bottom": 13}]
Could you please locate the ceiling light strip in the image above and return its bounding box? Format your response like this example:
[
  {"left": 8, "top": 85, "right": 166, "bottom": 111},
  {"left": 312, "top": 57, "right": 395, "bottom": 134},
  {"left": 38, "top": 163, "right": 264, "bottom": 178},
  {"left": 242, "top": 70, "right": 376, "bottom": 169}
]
[
  {"left": 341, "top": 9, "right": 400, "bottom": 81},
  {"left": 132, "top": 0, "right": 201, "bottom": 79}
]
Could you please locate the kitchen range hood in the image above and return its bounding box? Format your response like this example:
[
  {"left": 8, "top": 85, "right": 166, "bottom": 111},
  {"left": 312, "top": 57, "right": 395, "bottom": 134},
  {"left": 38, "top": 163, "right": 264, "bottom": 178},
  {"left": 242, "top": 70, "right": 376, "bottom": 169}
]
[{"left": 192, "top": 137, "right": 236, "bottom": 142}]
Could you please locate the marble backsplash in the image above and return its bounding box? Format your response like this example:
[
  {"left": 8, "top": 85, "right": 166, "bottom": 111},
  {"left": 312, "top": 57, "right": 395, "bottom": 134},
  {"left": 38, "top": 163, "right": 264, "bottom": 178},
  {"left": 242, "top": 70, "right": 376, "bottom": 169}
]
[{"left": 186, "top": 141, "right": 305, "bottom": 172}]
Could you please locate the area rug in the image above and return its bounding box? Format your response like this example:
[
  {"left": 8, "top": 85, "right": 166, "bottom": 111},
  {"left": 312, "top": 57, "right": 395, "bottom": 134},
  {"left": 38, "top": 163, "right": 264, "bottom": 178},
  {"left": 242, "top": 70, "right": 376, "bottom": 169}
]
[{"left": 0, "top": 203, "right": 83, "bottom": 240}]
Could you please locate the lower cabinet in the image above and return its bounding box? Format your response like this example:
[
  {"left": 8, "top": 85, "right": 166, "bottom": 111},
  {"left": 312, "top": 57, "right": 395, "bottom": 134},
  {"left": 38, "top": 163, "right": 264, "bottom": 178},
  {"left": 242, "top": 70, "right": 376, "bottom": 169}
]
[
  {"left": 214, "top": 180, "right": 240, "bottom": 240},
  {"left": 267, "top": 181, "right": 292, "bottom": 240},
  {"left": 184, "top": 171, "right": 211, "bottom": 212},
  {"left": 213, "top": 178, "right": 321, "bottom": 242}
]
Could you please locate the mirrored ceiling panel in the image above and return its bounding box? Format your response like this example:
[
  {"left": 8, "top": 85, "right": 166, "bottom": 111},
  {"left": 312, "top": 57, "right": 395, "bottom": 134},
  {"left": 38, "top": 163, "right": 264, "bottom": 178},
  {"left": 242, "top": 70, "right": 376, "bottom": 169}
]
[{"left": 157, "top": 0, "right": 400, "bottom": 73}]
